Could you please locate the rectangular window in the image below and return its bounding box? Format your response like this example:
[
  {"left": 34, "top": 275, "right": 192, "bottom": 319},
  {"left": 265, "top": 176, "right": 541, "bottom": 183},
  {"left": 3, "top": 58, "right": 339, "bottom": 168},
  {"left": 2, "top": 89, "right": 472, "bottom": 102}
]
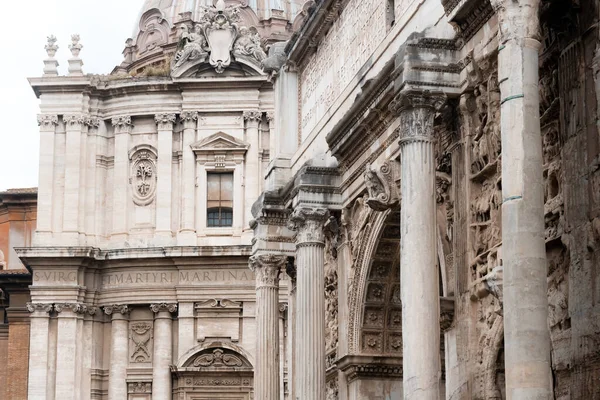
[{"left": 207, "top": 172, "right": 233, "bottom": 227}]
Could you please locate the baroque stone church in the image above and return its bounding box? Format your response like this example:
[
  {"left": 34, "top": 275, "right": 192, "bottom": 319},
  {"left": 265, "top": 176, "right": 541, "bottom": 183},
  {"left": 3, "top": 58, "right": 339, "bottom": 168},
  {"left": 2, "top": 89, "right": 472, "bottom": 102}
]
[{"left": 0, "top": 0, "right": 599, "bottom": 398}]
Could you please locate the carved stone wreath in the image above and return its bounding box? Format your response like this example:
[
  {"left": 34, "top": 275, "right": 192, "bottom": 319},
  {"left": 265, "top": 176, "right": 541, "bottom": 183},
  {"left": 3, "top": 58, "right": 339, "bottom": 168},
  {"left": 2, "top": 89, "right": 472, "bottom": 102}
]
[{"left": 129, "top": 145, "right": 158, "bottom": 206}]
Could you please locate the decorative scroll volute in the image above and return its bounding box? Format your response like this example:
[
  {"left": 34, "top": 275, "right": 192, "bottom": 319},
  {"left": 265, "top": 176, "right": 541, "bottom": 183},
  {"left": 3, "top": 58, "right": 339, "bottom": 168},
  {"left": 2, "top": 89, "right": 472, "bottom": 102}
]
[{"left": 364, "top": 161, "right": 400, "bottom": 211}]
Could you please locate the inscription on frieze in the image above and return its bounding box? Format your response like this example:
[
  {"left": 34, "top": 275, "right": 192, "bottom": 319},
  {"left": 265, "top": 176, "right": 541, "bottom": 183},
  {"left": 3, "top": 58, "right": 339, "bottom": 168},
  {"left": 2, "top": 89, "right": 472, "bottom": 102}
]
[
  {"left": 300, "top": 0, "right": 386, "bottom": 138},
  {"left": 33, "top": 270, "right": 78, "bottom": 285},
  {"left": 101, "top": 269, "right": 254, "bottom": 289}
]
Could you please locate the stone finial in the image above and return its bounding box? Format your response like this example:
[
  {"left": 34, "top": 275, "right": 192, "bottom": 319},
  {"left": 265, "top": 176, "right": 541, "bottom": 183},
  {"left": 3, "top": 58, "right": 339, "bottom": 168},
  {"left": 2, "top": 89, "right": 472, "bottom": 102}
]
[
  {"left": 43, "top": 35, "right": 59, "bottom": 76},
  {"left": 68, "top": 34, "right": 84, "bottom": 76}
]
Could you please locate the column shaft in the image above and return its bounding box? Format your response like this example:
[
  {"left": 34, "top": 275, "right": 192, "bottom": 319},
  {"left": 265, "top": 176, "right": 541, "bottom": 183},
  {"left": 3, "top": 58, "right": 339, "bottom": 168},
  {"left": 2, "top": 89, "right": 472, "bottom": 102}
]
[
  {"left": 179, "top": 112, "right": 198, "bottom": 244},
  {"left": 494, "top": 1, "right": 552, "bottom": 397},
  {"left": 63, "top": 115, "right": 85, "bottom": 243},
  {"left": 27, "top": 306, "right": 52, "bottom": 400},
  {"left": 84, "top": 119, "right": 100, "bottom": 245},
  {"left": 35, "top": 115, "right": 58, "bottom": 244},
  {"left": 290, "top": 208, "right": 329, "bottom": 400},
  {"left": 54, "top": 307, "right": 82, "bottom": 400},
  {"left": 111, "top": 117, "right": 133, "bottom": 241},
  {"left": 106, "top": 306, "right": 129, "bottom": 400},
  {"left": 155, "top": 114, "right": 176, "bottom": 237},
  {"left": 391, "top": 93, "right": 446, "bottom": 400},
  {"left": 401, "top": 139, "right": 440, "bottom": 399},
  {"left": 250, "top": 254, "right": 284, "bottom": 400},
  {"left": 151, "top": 304, "right": 176, "bottom": 400},
  {"left": 244, "top": 111, "right": 262, "bottom": 230}
]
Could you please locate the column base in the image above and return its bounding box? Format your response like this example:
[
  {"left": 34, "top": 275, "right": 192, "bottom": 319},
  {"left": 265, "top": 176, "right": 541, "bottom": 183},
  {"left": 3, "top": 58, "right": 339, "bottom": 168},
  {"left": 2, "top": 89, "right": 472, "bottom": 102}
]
[{"left": 177, "top": 230, "right": 197, "bottom": 246}]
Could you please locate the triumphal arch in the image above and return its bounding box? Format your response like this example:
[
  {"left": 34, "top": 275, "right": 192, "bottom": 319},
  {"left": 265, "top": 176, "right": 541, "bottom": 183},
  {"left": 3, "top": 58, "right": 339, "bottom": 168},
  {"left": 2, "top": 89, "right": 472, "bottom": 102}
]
[{"left": 6, "top": 0, "right": 600, "bottom": 399}]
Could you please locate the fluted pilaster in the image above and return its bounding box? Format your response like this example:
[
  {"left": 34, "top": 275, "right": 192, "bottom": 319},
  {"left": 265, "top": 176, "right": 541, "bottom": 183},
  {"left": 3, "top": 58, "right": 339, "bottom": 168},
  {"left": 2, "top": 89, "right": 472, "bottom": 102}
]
[
  {"left": 249, "top": 253, "right": 286, "bottom": 400},
  {"left": 390, "top": 91, "right": 445, "bottom": 400},
  {"left": 155, "top": 114, "right": 176, "bottom": 239},
  {"left": 288, "top": 207, "right": 329, "bottom": 400},
  {"left": 179, "top": 111, "right": 198, "bottom": 244},
  {"left": 111, "top": 117, "right": 133, "bottom": 241},
  {"left": 150, "top": 303, "right": 177, "bottom": 400},
  {"left": 104, "top": 304, "right": 130, "bottom": 400}
]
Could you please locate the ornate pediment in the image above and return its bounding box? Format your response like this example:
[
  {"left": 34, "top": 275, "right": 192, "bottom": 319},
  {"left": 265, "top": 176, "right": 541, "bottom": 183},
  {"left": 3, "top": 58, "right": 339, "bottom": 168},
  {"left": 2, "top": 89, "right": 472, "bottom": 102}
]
[
  {"left": 182, "top": 346, "right": 252, "bottom": 369},
  {"left": 171, "top": 0, "right": 267, "bottom": 77},
  {"left": 190, "top": 131, "right": 249, "bottom": 153}
]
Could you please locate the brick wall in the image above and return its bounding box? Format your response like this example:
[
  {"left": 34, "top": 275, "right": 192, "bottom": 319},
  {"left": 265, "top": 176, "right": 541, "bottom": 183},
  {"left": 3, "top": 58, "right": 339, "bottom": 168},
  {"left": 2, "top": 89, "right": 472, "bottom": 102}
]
[
  {"left": 0, "top": 325, "right": 8, "bottom": 400},
  {"left": 5, "top": 322, "right": 30, "bottom": 399}
]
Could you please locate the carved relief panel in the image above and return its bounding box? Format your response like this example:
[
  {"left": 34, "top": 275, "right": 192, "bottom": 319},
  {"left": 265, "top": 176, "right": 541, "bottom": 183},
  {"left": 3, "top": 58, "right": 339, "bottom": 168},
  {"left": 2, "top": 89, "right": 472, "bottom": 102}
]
[
  {"left": 129, "top": 145, "right": 158, "bottom": 206},
  {"left": 129, "top": 322, "right": 154, "bottom": 364}
]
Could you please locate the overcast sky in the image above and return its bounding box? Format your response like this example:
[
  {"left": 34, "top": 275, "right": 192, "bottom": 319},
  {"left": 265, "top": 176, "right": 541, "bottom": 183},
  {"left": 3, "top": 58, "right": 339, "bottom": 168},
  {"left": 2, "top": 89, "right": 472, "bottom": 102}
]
[{"left": 0, "top": 0, "right": 144, "bottom": 191}]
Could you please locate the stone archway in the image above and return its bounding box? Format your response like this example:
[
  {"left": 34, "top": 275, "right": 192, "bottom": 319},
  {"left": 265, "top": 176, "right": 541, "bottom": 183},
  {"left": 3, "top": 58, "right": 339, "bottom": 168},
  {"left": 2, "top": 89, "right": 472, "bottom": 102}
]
[{"left": 172, "top": 344, "right": 253, "bottom": 399}]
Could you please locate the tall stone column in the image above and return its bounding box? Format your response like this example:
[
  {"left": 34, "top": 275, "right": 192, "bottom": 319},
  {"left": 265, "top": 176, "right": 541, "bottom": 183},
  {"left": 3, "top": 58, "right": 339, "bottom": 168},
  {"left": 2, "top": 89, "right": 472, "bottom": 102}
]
[
  {"left": 491, "top": 1, "right": 552, "bottom": 398},
  {"left": 63, "top": 114, "right": 86, "bottom": 244},
  {"left": 155, "top": 113, "right": 176, "bottom": 240},
  {"left": 150, "top": 303, "right": 177, "bottom": 400},
  {"left": 26, "top": 303, "right": 53, "bottom": 400},
  {"left": 249, "top": 254, "right": 285, "bottom": 400},
  {"left": 179, "top": 111, "right": 198, "bottom": 245},
  {"left": 288, "top": 207, "right": 329, "bottom": 400},
  {"left": 104, "top": 304, "right": 130, "bottom": 400},
  {"left": 35, "top": 115, "right": 58, "bottom": 245},
  {"left": 244, "top": 111, "right": 262, "bottom": 230},
  {"left": 111, "top": 117, "right": 133, "bottom": 242},
  {"left": 53, "top": 303, "right": 86, "bottom": 400},
  {"left": 390, "top": 91, "right": 445, "bottom": 400},
  {"left": 286, "top": 264, "right": 297, "bottom": 400}
]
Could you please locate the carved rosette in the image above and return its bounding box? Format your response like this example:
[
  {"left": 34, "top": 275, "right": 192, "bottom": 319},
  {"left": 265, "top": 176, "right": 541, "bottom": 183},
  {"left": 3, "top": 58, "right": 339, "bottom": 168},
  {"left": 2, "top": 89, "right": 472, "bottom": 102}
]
[
  {"left": 111, "top": 116, "right": 133, "bottom": 134},
  {"left": 389, "top": 91, "right": 446, "bottom": 145},
  {"left": 288, "top": 207, "right": 330, "bottom": 245},
  {"left": 54, "top": 302, "right": 88, "bottom": 314},
  {"left": 150, "top": 303, "right": 178, "bottom": 313},
  {"left": 103, "top": 304, "right": 130, "bottom": 316},
  {"left": 26, "top": 302, "right": 54, "bottom": 314},
  {"left": 37, "top": 114, "right": 59, "bottom": 129},
  {"left": 180, "top": 111, "right": 199, "bottom": 129},
  {"left": 249, "top": 254, "right": 286, "bottom": 289},
  {"left": 155, "top": 113, "right": 176, "bottom": 131},
  {"left": 63, "top": 114, "right": 86, "bottom": 128},
  {"left": 364, "top": 161, "right": 400, "bottom": 211}
]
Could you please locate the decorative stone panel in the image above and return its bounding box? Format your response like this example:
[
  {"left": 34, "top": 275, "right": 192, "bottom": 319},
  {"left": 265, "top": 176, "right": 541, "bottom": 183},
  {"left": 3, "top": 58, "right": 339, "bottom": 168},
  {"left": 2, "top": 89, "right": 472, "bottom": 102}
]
[{"left": 128, "top": 145, "right": 158, "bottom": 206}]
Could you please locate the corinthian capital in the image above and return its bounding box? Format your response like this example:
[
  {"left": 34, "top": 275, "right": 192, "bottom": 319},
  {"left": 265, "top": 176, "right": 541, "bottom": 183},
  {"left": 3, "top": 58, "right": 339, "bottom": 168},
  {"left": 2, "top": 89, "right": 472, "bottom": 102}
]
[
  {"left": 249, "top": 254, "right": 286, "bottom": 288},
  {"left": 288, "top": 207, "right": 330, "bottom": 244},
  {"left": 155, "top": 113, "right": 176, "bottom": 130},
  {"left": 37, "top": 114, "right": 59, "bottom": 129},
  {"left": 26, "top": 302, "right": 53, "bottom": 314},
  {"left": 103, "top": 304, "right": 130, "bottom": 316},
  {"left": 54, "top": 302, "right": 87, "bottom": 314},
  {"left": 243, "top": 110, "right": 262, "bottom": 122},
  {"left": 150, "top": 303, "right": 178, "bottom": 313},
  {"left": 85, "top": 117, "right": 101, "bottom": 130},
  {"left": 489, "top": 0, "right": 541, "bottom": 43},
  {"left": 111, "top": 116, "right": 133, "bottom": 134},
  {"left": 389, "top": 91, "right": 446, "bottom": 145},
  {"left": 63, "top": 114, "right": 86, "bottom": 128}
]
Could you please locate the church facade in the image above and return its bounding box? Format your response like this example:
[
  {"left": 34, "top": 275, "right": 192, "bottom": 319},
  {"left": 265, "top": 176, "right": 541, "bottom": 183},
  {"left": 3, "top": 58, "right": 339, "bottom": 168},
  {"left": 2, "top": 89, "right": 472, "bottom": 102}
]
[{"left": 3, "top": 0, "right": 600, "bottom": 399}]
